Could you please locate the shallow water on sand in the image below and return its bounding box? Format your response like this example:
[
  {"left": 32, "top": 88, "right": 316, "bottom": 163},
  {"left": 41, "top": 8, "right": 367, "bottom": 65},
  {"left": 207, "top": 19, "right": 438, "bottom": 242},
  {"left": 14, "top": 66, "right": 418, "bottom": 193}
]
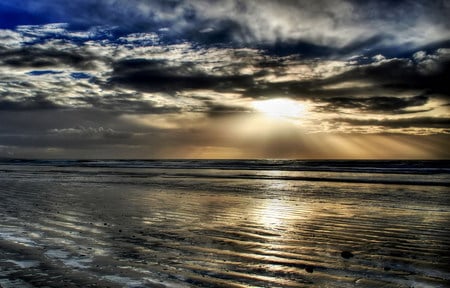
[{"left": 0, "top": 162, "right": 449, "bottom": 287}]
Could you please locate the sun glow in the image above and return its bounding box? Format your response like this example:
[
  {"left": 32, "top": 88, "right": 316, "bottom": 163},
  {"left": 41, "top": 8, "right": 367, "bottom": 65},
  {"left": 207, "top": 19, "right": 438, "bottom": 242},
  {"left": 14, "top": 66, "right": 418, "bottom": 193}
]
[{"left": 252, "top": 98, "right": 307, "bottom": 119}]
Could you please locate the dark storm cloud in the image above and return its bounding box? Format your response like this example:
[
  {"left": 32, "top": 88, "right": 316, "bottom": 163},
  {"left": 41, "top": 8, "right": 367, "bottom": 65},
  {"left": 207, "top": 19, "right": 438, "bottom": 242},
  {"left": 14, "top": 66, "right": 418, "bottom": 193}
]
[
  {"left": 52, "top": 44, "right": 448, "bottom": 119},
  {"left": 260, "top": 34, "right": 387, "bottom": 58},
  {"left": 76, "top": 92, "right": 181, "bottom": 114},
  {"left": 185, "top": 18, "right": 250, "bottom": 46},
  {"left": 0, "top": 76, "right": 180, "bottom": 115},
  {"left": 4, "top": 0, "right": 449, "bottom": 57},
  {"left": 244, "top": 50, "right": 450, "bottom": 105},
  {"left": 203, "top": 101, "right": 252, "bottom": 117},
  {"left": 0, "top": 92, "right": 61, "bottom": 111},
  {"left": 323, "top": 58, "right": 450, "bottom": 96},
  {"left": 0, "top": 46, "right": 98, "bottom": 69},
  {"left": 348, "top": 0, "right": 450, "bottom": 28},
  {"left": 0, "top": 27, "right": 447, "bottom": 118},
  {"left": 109, "top": 58, "right": 255, "bottom": 93},
  {"left": 324, "top": 95, "right": 430, "bottom": 113},
  {"left": 0, "top": 89, "right": 180, "bottom": 115},
  {"left": 338, "top": 117, "right": 450, "bottom": 129}
]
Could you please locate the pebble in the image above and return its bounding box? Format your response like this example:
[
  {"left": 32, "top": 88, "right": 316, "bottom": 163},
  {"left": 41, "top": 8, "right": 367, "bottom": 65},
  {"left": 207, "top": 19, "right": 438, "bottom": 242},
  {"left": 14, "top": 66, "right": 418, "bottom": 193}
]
[{"left": 341, "top": 251, "right": 354, "bottom": 259}]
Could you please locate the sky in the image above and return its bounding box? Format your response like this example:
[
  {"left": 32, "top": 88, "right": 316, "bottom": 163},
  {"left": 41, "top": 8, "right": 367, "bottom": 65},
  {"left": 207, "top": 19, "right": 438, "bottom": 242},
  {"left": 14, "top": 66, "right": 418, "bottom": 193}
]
[{"left": 0, "top": 0, "right": 449, "bottom": 159}]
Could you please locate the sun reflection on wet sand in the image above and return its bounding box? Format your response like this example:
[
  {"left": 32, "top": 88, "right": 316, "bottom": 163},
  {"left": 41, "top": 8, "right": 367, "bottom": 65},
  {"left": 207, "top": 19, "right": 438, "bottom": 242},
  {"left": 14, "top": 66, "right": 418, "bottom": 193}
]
[
  {"left": 255, "top": 198, "right": 309, "bottom": 231},
  {"left": 0, "top": 164, "right": 449, "bottom": 287}
]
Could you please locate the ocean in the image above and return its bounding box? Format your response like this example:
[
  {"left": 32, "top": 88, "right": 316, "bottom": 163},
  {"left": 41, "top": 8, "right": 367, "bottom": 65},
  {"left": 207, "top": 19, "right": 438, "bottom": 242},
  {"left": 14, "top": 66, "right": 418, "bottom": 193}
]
[{"left": 0, "top": 160, "right": 449, "bottom": 287}]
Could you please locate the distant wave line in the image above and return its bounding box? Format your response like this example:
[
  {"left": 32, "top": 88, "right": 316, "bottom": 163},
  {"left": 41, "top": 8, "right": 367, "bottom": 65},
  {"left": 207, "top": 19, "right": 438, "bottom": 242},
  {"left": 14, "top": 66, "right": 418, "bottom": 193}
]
[
  {"left": 1, "top": 159, "right": 449, "bottom": 175},
  {"left": 165, "top": 173, "right": 450, "bottom": 187}
]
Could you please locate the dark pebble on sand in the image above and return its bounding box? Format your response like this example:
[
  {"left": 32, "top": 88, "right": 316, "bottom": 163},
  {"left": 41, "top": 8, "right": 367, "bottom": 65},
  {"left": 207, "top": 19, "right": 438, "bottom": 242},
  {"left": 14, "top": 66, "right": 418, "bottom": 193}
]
[
  {"left": 119, "top": 229, "right": 122, "bottom": 232},
  {"left": 305, "top": 266, "right": 314, "bottom": 273},
  {"left": 341, "top": 251, "right": 354, "bottom": 259},
  {"left": 384, "top": 266, "right": 391, "bottom": 271},
  {"left": 104, "top": 223, "right": 107, "bottom": 226}
]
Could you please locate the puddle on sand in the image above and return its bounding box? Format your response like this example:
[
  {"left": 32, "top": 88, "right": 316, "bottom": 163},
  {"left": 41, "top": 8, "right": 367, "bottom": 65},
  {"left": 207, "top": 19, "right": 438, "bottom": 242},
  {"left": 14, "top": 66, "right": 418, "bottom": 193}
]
[
  {"left": 0, "top": 232, "right": 37, "bottom": 247},
  {"left": 5, "top": 260, "right": 40, "bottom": 269},
  {"left": 44, "top": 249, "right": 92, "bottom": 269}
]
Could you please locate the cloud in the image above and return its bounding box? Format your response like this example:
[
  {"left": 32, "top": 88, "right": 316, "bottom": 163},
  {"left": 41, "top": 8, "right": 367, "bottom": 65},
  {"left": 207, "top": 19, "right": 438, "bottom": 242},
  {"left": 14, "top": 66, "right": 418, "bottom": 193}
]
[
  {"left": 0, "top": 29, "right": 34, "bottom": 47},
  {"left": 108, "top": 58, "right": 255, "bottom": 93},
  {"left": 325, "top": 57, "right": 450, "bottom": 96},
  {"left": 243, "top": 50, "right": 450, "bottom": 106},
  {"left": 49, "top": 126, "right": 132, "bottom": 139},
  {"left": 0, "top": 26, "right": 447, "bottom": 123},
  {"left": 16, "top": 23, "right": 69, "bottom": 38},
  {"left": 75, "top": 91, "right": 181, "bottom": 114},
  {"left": 338, "top": 117, "right": 450, "bottom": 129},
  {"left": 5, "top": 0, "right": 450, "bottom": 55},
  {"left": 203, "top": 101, "right": 252, "bottom": 118},
  {"left": 0, "top": 24, "right": 448, "bottom": 117},
  {"left": 324, "top": 95, "right": 430, "bottom": 113},
  {"left": 0, "top": 17, "right": 448, "bottom": 159},
  {"left": 0, "top": 45, "right": 98, "bottom": 69},
  {"left": 0, "top": 92, "right": 61, "bottom": 111}
]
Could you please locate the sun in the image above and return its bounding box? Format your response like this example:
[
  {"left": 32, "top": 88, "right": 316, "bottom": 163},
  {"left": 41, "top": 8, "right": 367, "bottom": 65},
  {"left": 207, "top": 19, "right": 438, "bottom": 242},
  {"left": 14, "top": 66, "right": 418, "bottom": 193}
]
[{"left": 251, "top": 98, "right": 307, "bottom": 119}]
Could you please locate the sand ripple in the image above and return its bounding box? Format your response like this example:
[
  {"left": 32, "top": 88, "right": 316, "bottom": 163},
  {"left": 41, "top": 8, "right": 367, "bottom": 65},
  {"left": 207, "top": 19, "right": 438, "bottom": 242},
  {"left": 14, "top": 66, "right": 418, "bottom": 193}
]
[{"left": 0, "top": 164, "right": 449, "bottom": 287}]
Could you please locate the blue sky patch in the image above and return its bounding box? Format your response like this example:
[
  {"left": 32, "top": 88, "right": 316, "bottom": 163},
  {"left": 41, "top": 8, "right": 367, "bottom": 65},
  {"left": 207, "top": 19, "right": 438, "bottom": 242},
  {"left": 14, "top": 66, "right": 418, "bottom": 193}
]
[
  {"left": 26, "top": 70, "right": 63, "bottom": 76},
  {"left": 70, "top": 72, "right": 92, "bottom": 79}
]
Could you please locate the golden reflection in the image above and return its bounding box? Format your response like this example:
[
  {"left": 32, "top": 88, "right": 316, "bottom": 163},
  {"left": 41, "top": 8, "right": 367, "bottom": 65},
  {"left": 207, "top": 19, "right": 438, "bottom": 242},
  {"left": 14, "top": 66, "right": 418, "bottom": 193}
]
[
  {"left": 252, "top": 174, "right": 307, "bottom": 229},
  {"left": 257, "top": 199, "right": 293, "bottom": 228}
]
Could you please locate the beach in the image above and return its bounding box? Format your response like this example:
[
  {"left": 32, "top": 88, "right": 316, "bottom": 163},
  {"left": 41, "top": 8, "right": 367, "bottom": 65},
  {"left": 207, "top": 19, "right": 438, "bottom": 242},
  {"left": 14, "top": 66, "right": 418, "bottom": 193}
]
[{"left": 0, "top": 160, "right": 449, "bottom": 287}]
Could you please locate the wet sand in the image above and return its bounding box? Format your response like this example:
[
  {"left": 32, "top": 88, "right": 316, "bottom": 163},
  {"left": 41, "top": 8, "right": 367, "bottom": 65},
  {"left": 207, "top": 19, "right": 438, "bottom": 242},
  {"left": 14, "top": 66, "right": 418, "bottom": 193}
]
[{"left": 0, "top": 164, "right": 449, "bottom": 287}]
